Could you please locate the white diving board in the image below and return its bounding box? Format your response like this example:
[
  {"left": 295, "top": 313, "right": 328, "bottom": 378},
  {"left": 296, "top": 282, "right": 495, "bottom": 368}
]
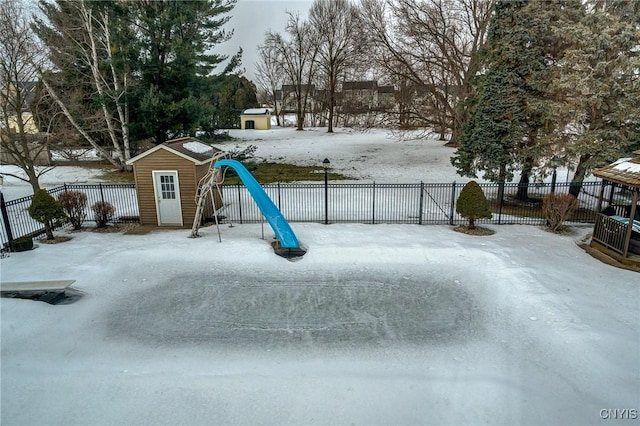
[{"left": 0, "top": 280, "right": 76, "bottom": 292}]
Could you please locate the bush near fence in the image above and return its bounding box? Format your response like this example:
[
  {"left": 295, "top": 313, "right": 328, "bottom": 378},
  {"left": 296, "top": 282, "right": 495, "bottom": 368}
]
[{"left": 0, "top": 180, "right": 604, "bottom": 249}]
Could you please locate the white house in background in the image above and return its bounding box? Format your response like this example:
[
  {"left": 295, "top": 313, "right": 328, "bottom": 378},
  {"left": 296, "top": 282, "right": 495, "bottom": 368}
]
[{"left": 240, "top": 108, "right": 271, "bottom": 130}]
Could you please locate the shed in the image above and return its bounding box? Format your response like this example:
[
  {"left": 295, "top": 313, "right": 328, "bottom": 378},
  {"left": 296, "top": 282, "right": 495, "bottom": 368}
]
[
  {"left": 589, "top": 149, "right": 640, "bottom": 267},
  {"left": 126, "top": 137, "right": 225, "bottom": 227},
  {"left": 240, "top": 108, "right": 271, "bottom": 130}
]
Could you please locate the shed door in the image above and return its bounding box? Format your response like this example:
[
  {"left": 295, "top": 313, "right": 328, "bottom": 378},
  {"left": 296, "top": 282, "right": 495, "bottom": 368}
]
[
  {"left": 152, "top": 171, "right": 183, "bottom": 226},
  {"left": 245, "top": 120, "right": 255, "bottom": 129}
]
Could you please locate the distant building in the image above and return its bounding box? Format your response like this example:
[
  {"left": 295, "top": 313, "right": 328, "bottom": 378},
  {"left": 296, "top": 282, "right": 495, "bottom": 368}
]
[
  {"left": 240, "top": 108, "right": 272, "bottom": 130},
  {"left": 340, "top": 80, "right": 396, "bottom": 113}
]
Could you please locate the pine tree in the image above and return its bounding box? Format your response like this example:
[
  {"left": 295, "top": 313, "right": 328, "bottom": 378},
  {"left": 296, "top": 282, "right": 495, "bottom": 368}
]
[
  {"left": 128, "top": 0, "right": 236, "bottom": 143},
  {"left": 456, "top": 181, "right": 492, "bottom": 230},
  {"left": 549, "top": 1, "right": 640, "bottom": 196},
  {"left": 452, "top": 0, "right": 583, "bottom": 200}
]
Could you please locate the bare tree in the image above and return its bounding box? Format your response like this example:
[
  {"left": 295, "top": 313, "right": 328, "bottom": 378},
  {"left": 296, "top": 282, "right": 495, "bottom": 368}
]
[
  {"left": 255, "top": 43, "right": 284, "bottom": 127},
  {"left": 0, "top": 1, "right": 51, "bottom": 192},
  {"left": 34, "top": 0, "right": 132, "bottom": 171},
  {"left": 309, "top": 0, "right": 358, "bottom": 133},
  {"left": 266, "top": 13, "right": 319, "bottom": 131},
  {"left": 358, "top": 0, "right": 493, "bottom": 143}
]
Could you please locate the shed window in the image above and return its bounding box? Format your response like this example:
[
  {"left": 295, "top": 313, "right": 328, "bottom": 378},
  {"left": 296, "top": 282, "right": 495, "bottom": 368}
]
[{"left": 160, "top": 175, "right": 177, "bottom": 199}]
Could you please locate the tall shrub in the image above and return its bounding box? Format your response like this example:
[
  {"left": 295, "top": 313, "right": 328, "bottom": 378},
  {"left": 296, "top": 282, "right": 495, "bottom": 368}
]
[
  {"left": 28, "top": 189, "right": 66, "bottom": 240},
  {"left": 456, "top": 181, "right": 492, "bottom": 229},
  {"left": 543, "top": 193, "right": 577, "bottom": 232},
  {"left": 58, "top": 190, "right": 87, "bottom": 230}
]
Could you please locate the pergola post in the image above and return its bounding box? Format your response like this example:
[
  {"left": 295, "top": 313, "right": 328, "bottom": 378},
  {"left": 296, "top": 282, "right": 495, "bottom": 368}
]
[{"left": 621, "top": 189, "right": 638, "bottom": 259}]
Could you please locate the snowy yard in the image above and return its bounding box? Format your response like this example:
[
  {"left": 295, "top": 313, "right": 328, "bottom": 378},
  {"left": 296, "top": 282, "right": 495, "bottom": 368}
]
[
  {"left": 1, "top": 222, "right": 638, "bottom": 425},
  {"left": 1, "top": 127, "right": 638, "bottom": 425}
]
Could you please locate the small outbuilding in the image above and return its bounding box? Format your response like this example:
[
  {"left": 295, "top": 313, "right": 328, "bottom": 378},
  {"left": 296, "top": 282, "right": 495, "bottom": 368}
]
[
  {"left": 126, "top": 137, "right": 225, "bottom": 227},
  {"left": 590, "top": 150, "right": 640, "bottom": 267},
  {"left": 240, "top": 108, "right": 271, "bottom": 130}
]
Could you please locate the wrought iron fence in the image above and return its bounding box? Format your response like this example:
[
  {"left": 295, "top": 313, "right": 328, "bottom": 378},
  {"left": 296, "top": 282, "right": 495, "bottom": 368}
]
[
  {"left": 218, "top": 180, "right": 603, "bottom": 226},
  {"left": 0, "top": 183, "right": 138, "bottom": 249},
  {"left": 0, "top": 180, "right": 604, "bottom": 249}
]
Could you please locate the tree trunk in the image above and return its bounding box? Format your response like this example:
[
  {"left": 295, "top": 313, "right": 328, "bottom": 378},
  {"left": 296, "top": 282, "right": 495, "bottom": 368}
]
[
  {"left": 468, "top": 217, "right": 475, "bottom": 229},
  {"left": 516, "top": 157, "right": 534, "bottom": 201},
  {"left": 44, "top": 220, "right": 54, "bottom": 240},
  {"left": 569, "top": 154, "right": 591, "bottom": 198}
]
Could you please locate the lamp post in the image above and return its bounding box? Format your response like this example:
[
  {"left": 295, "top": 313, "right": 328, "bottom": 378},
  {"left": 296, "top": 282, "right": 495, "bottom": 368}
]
[
  {"left": 550, "top": 155, "right": 561, "bottom": 193},
  {"left": 323, "top": 158, "right": 330, "bottom": 225}
]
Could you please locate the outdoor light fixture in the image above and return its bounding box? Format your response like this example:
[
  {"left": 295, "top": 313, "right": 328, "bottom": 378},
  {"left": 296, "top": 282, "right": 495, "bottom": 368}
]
[
  {"left": 323, "top": 158, "right": 330, "bottom": 225},
  {"left": 550, "top": 155, "right": 561, "bottom": 193}
]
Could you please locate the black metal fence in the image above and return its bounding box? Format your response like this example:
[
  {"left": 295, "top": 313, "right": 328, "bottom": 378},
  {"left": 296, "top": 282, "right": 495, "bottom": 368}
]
[
  {"left": 0, "top": 183, "right": 138, "bottom": 249},
  {"left": 219, "top": 180, "right": 603, "bottom": 226},
  {"left": 0, "top": 180, "right": 604, "bottom": 249}
]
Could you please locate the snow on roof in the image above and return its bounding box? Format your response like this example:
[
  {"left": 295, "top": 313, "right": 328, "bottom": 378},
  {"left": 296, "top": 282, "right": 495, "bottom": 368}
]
[
  {"left": 183, "top": 141, "right": 213, "bottom": 154},
  {"left": 593, "top": 155, "right": 640, "bottom": 187},
  {"left": 242, "top": 108, "right": 270, "bottom": 115}
]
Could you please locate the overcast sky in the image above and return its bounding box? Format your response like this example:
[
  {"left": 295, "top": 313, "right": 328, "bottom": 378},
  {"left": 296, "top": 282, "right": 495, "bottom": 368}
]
[{"left": 216, "top": 0, "right": 314, "bottom": 81}]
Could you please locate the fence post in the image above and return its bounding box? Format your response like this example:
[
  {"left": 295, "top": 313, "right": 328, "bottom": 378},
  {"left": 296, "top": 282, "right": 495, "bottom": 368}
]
[
  {"left": 372, "top": 182, "right": 376, "bottom": 224},
  {"left": 0, "top": 191, "right": 14, "bottom": 247},
  {"left": 277, "top": 182, "right": 281, "bottom": 209},
  {"left": 449, "top": 181, "right": 456, "bottom": 225},
  {"left": 498, "top": 181, "right": 505, "bottom": 225},
  {"left": 99, "top": 183, "right": 105, "bottom": 204},
  {"left": 418, "top": 182, "right": 424, "bottom": 225},
  {"left": 237, "top": 183, "right": 243, "bottom": 224}
]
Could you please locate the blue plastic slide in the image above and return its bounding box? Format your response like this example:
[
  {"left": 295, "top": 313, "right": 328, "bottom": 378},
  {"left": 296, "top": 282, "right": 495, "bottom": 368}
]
[{"left": 214, "top": 159, "right": 300, "bottom": 249}]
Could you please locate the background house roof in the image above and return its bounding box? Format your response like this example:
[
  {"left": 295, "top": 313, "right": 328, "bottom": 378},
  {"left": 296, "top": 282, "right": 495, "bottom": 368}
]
[{"left": 342, "top": 80, "right": 378, "bottom": 90}]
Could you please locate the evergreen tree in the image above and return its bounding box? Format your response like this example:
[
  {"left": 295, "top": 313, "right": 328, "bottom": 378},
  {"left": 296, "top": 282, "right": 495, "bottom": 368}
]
[
  {"left": 452, "top": 0, "right": 582, "bottom": 200},
  {"left": 549, "top": 0, "right": 640, "bottom": 196},
  {"left": 127, "top": 0, "right": 236, "bottom": 143},
  {"left": 29, "top": 189, "right": 66, "bottom": 240},
  {"left": 456, "top": 181, "right": 492, "bottom": 230},
  {"left": 204, "top": 73, "right": 258, "bottom": 131}
]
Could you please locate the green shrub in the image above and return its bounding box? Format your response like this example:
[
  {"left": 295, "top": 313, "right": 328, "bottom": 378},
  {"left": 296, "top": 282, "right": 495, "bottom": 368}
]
[
  {"left": 10, "top": 236, "right": 34, "bottom": 252},
  {"left": 456, "top": 181, "right": 492, "bottom": 230},
  {"left": 92, "top": 201, "right": 115, "bottom": 228},
  {"left": 58, "top": 190, "right": 87, "bottom": 230},
  {"left": 28, "top": 189, "right": 66, "bottom": 240}
]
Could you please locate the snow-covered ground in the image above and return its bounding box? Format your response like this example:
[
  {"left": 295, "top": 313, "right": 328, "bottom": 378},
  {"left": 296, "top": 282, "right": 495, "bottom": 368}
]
[
  {"left": 1, "top": 127, "right": 637, "bottom": 425},
  {"left": 1, "top": 223, "right": 638, "bottom": 425}
]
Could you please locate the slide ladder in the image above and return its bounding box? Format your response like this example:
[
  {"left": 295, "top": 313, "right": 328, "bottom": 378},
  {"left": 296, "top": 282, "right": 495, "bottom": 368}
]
[{"left": 191, "top": 162, "right": 225, "bottom": 239}]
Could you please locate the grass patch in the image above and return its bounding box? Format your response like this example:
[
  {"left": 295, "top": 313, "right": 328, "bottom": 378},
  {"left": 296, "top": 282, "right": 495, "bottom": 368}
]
[
  {"left": 96, "top": 169, "right": 135, "bottom": 183},
  {"left": 220, "top": 161, "right": 352, "bottom": 184}
]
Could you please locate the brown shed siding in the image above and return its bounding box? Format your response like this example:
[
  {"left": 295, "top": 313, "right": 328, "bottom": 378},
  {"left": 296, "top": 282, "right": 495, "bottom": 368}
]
[{"left": 133, "top": 149, "right": 198, "bottom": 226}]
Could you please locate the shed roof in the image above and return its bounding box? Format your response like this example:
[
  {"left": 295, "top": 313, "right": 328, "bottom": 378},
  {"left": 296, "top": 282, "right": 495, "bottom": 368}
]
[
  {"left": 592, "top": 154, "right": 640, "bottom": 187},
  {"left": 242, "top": 108, "right": 271, "bottom": 115},
  {"left": 126, "top": 137, "right": 225, "bottom": 166}
]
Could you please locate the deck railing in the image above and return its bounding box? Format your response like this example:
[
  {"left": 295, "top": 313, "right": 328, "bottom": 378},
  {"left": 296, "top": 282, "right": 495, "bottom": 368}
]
[{"left": 592, "top": 214, "right": 628, "bottom": 254}]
